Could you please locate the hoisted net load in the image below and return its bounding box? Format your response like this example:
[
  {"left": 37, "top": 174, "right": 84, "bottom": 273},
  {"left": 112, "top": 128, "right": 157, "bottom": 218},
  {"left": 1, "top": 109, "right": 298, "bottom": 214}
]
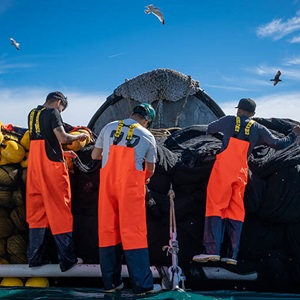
[
  {"left": 89, "top": 68, "right": 224, "bottom": 135},
  {"left": 114, "top": 68, "right": 200, "bottom": 104}
]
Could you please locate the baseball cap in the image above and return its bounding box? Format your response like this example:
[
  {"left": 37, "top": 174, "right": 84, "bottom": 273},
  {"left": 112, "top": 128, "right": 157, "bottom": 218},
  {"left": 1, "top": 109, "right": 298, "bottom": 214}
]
[
  {"left": 46, "top": 91, "right": 68, "bottom": 109},
  {"left": 235, "top": 98, "right": 256, "bottom": 113}
]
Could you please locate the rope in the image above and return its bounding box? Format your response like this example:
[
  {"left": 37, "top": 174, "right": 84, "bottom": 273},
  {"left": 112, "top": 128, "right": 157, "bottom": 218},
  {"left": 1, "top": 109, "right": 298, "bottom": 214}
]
[
  {"left": 168, "top": 189, "right": 176, "bottom": 237},
  {"left": 162, "top": 185, "right": 185, "bottom": 290},
  {"left": 124, "top": 78, "right": 132, "bottom": 112},
  {"left": 150, "top": 127, "right": 181, "bottom": 138},
  {"left": 174, "top": 75, "right": 193, "bottom": 127}
]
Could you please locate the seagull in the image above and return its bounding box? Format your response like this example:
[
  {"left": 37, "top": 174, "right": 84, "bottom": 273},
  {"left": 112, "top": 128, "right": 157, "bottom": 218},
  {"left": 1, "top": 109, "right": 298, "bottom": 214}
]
[
  {"left": 270, "top": 70, "right": 282, "bottom": 86},
  {"left": 10, "top": 37, "right": 20, "bottom": 50},
  {"left": 145, "top": 4, "right": 165, "bottom": 25}
]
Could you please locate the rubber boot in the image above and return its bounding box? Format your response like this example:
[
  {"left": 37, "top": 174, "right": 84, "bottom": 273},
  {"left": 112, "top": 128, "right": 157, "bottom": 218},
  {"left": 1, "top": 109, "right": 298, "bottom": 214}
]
[
  {"left": 53, "top": 232, "right": 77, "bottom": 272},
  {"left": 99, "top": 243, "right": 123, "bottom": 290},
  {"left": 123, "top": 248, "right": 153, "bottom": 294},
  {"left": 27, "top": 228, "right": 51, "bottom": 267},
  {"left": 224, "top": 218, "right": 243, "bottom": 260},
  {"left": 203, "top": 216, "right": 225, "bottom": 255}
]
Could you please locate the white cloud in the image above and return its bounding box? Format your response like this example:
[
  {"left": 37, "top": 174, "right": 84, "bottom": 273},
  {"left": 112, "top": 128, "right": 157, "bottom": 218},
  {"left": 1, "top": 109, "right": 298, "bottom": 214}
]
[
  {"left": 283, "top": 56, "right": 300, "bottom": 66},
  {"left": 253, "top": 65, "right": 277, "bottom": 75},
  {"left": 0, "top": 62, "right": 36, "bottom": 74},
  {"left": 256, "top": 10, "right": 300, "bottom": 41},
  {"left": 203, "top": 83, "right": 249, "bottom": 92},
  {"left": 108, "top": 53, "right": 125, "bottom": 59},
  {"left": 222, "top": 92, "right": 300, "bottom": 122},
  {"left": 247, "top": 64, "right": 300, "bottom": 80},
  {"left": 290, "top": 34, "right": 300, "bottom": 43},
  {"left": 0, "top": 87, "right": 107, "bottom": 128}
]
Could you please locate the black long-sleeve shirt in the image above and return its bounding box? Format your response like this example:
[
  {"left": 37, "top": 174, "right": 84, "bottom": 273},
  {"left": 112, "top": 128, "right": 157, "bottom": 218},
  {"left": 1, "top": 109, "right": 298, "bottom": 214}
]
[{"left": 207, "top": 115, "right": 296, "bottom": 156}]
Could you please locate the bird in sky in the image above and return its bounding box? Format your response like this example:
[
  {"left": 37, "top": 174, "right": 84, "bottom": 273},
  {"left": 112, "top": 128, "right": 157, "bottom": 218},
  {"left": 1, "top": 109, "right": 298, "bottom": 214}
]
[
  {"left": 10, "top": 37, "right": 20, "bottom": 50},
  {"left": 145, "top": 4, "right": 165, "bottom": 25},
  {"left": 270, "top": 70, "right": 282, "bottom": 86}
]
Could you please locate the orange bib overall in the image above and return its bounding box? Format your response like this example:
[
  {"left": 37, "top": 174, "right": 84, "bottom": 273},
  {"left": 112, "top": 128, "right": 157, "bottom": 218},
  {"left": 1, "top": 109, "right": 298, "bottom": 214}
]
[
  {"left": 26, "top": 107, "right": 77, "bottom": 272},
  {"left": 203, "top": 118, "right": 253, "bottom": 260},
  {"left": 98, "top": 145, "right": 147, "bottom": 249},
  {"left": 26, "top": 140, "right": 73, "bottom": 234},
  {"left": 98, "top": 122, "right": 153, "bottom": 293}
]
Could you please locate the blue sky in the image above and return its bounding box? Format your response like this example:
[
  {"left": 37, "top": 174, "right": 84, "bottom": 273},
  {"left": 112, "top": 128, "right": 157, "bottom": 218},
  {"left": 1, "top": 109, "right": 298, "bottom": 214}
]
[{"left": 1, "top": 0, "right": 300, "bottom": 128}]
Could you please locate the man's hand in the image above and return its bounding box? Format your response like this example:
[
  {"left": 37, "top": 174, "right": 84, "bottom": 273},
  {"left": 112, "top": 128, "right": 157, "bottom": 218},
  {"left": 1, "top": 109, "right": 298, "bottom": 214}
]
[
  {"left": 77, "top": 133, "right": 89, "bottom": 142},
  {"left": 292, "top": 125, "right": 300, "bottom": 136}
]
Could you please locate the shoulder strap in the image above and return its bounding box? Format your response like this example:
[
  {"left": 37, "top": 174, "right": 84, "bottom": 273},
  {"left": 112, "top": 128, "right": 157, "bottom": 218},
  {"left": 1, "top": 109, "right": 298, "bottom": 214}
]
[
  {"left": 234, "top": 116, "right": 255, "bottom": 139},
  {"left": 245, "top": 120, "right": 255, "bottom": 136},
  {"left": 234, "top": 116, "right": 241, "bottom": 136},
  {"left": 113, "top": 121, "right": 139, "bottom": 146},
  {"left": 29, "top": 107, "right": 46, "bottom": 138}
]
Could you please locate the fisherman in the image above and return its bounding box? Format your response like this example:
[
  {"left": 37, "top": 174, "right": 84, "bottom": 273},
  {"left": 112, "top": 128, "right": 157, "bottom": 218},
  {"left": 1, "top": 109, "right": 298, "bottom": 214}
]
[
  {"left": 91, "top": 103, "right": 162, "bottom": 295},
  {"left": 193, "top": 98, "right": 300, "bottom": 265},
  {"left": 26, "top": 91, "right": 88, "bottom": 272}
]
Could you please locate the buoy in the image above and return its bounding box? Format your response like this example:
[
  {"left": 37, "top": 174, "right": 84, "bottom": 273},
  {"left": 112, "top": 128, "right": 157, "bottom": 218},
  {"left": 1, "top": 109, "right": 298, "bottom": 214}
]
[
  {"left": 25, "top": 277, "right": 49, "bottom": 288},
  {"left": 20, "top": 152, "right": 29, "bottom": 168},
  {"left": 66, "top": 131, "right": 87, "bottom": 151},
  {"left": 1, "top": 277, "right": 23, "bottom": 287},
  {"left": 0, "top": 140, "right": 25, "bottom": 163},
  {"left": 20, "top": 130, "right": 30, "bottom": 151},
  {"left": 0, "top": 155, "right": 11, "bottom": 166},
  {"left": 77, "top": 128, "right": 91, "bottom": 144}
]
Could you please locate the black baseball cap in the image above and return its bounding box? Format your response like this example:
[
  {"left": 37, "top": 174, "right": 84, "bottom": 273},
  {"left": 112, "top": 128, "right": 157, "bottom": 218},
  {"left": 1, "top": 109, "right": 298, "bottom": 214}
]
[
  {"left": 235, "top": 98, "right": 256, "bottom": 113},
  {"left": 46, "top": 91, "right": 68, "bottom": 109}
]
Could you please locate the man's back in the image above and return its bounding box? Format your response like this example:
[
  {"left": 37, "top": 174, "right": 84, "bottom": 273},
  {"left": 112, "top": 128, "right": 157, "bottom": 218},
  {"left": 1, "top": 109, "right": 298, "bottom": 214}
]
[
  {"left": 207, "top": 115, "right": 296, "bottom": 155},
  {"left": 98, "top": 118, "right": 157, "bottom": 170},
  {"left": 28, "top": 105, "right": 64, "bottom": 162}
]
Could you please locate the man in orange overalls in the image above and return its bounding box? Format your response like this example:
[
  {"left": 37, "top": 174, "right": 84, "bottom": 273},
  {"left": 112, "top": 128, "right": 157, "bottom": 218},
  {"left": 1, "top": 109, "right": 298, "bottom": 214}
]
[
  {"left": 26, "top": 91, "right": 88, "bottom": 272},
  {"left": 91, "top": 103, "right": 161, "bottom": 295},
  {"left": 193, "top": 98, "right": 300, "bottom": 265}
]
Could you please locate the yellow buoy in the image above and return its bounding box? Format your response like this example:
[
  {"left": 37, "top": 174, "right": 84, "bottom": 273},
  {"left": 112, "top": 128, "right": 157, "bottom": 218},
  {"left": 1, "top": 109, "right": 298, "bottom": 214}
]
[
  {"left": 20, "top": 130, "right": 30, "bottom": 151},
  {"left": 0, "top": 140, "right": 25, "bottom": 163},
  {"left": 20, "top": 151, "right": 29, "bottom": 168},
  {"left": 77, "top": 128, "right": 91, "bottom": 144},
  {"left": 65, "top": 131, "right": 87, "bottom": 152},
  {"left": 25, "top": 277, "right": 49, "bottom": 288},
  {"left": 0, "top": 155, "right": 11, "bottom": 166},
  {"left": 1, "top": 277, "right": 24, "bottom": 287}
]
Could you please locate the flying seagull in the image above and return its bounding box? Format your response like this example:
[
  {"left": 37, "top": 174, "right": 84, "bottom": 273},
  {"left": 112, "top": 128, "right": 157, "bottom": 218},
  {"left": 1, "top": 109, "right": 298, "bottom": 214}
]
[
  {"left": 145, "top": 4, "right": 165, "bottom": 25},
  {"left": 270, "top": 70, "right": 282, "bottom": 86},
  {"left": 10, "top": 37, "right": 20, "bottom": 50}
]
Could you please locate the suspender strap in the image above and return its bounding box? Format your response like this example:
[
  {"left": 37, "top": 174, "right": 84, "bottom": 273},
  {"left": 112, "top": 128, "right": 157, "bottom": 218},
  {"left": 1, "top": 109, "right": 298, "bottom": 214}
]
[
  {"left": 29, "top": 107, "right": 46, "bottom": 138},
  {"left": 234, "top": 116, "right": 241, "bottom": 135},
  {"left": 234, "top": 116, "right": 255, "bottom": 139},
  {"left": 126, "top": 124, "right": 139, "bottom": 141},
  {"left": 245, "top": 120, "right": 255, "bottom": 136},
  {"left": 113, "top": 120, "right": 139, "bottom": 146},
  {"left": 114, "top": 120, "right": 124, "bottom": 139},
  {"left": 113, "top": 120, "right": 124, "bottom": 145}
]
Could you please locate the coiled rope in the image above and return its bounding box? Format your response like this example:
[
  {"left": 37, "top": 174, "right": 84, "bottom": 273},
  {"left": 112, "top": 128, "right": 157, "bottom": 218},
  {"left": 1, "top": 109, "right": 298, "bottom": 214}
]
[{"left": 150, "top": 127, "right": 181, "bottom": 138}]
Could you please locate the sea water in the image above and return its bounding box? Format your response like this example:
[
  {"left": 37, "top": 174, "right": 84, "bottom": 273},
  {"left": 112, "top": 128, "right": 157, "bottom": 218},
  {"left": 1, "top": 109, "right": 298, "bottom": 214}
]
[{"left": 1, "top": 288, "right": 300, "bottom": 300}]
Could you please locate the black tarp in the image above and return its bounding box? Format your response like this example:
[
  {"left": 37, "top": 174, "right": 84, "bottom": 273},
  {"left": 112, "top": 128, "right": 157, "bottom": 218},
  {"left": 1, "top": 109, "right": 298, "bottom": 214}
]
[{"left": 72, "top": 117, "right": 300, "bottom": 293}]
